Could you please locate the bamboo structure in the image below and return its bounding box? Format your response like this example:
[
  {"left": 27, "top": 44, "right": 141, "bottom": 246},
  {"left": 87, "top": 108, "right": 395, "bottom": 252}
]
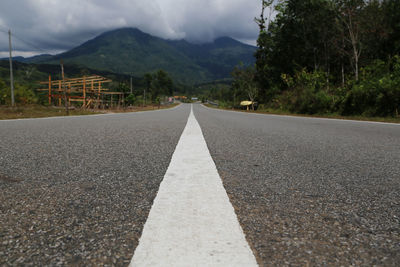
[{"left": 38, "top": 75, "right": 124, "bottom": 109}]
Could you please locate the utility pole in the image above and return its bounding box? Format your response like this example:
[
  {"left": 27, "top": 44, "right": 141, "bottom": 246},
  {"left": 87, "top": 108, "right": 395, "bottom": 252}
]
[
  {"left": 60, "top": 60, "right": 69, "bottom": 115},
  {"left": 8, "top": 29, "right": 15, "bottom": 107}
]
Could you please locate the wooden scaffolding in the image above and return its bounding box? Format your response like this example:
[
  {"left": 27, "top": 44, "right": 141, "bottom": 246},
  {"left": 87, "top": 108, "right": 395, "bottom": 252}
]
[{"left": 38, "top": 75, "right": 125, "bottom": 109}]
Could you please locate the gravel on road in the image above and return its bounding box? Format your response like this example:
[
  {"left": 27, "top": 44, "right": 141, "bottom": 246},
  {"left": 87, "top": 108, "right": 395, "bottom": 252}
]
[
  {"left": 194, "top": 104, "right": 400, "bottom": 266},
  {"left": 0, "top": 105, "right": 190, "bottom": 266}
]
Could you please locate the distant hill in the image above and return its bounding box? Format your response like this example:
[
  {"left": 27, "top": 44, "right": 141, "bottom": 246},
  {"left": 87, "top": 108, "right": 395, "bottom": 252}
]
[
  {"left": 22, "top": 28, "right": 256, "bottom": 84},
  {"left": 1, "top": 55, "right": 53, "bottom": 63}
]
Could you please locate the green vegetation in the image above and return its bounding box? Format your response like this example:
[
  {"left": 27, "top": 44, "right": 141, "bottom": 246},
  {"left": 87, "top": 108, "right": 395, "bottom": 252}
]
[
  {"left": 0, "top": 28, "right": 255, "bottom": 110},
  {"left": 0, "top": 60, "right": 188, "bottom": 108},
  {"left": 206, "top": 0, "right": 400, "bottom": 120},
  {"left": 205, "top": 103, "right": 400, "bottom": 123},
  {"left": 143, "top": 70, "right": 174, "bottom": 102},
  {"left": 0, "top": 60, "right": 143, "bottom": 106}
]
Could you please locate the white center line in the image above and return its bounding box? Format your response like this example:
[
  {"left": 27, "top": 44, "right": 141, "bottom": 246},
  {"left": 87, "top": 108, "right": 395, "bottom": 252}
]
[{"left": 130, "top": 104, "right": 258, "bottom": 267}]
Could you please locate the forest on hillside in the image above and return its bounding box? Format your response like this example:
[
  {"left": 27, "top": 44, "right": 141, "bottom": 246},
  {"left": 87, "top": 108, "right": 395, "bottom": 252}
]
[{"left": 208, "top": 0, "right": 400, "bottom": 117}]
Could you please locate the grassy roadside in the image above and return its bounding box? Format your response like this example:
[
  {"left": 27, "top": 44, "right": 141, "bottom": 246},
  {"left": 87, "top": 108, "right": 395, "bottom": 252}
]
[
  {"left": 0, "top": 104, "right": 179, "bottom": 120},
  {"left": 204, "top": 104, "right": 400, "bottom": 124}
]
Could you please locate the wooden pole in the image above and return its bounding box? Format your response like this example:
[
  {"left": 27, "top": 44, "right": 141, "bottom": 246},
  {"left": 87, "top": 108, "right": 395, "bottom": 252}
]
[
  {"left": 68, "top": 83, "right": 71, "bottom": 106},
  {"left": 60, "top": 60, "right": 69, "bottom": 115},
  {"left": 83, "top": 76, "right": 86, "bottom": 107},
  {"left": 91, "top": 80, "right": 94, "bottom": 109},
  {"left": 58, "top": 81, "right": 61, "bottom": 106},
  {"left": 97, "top": 82, "right": 101, "bottom": 108},
  {"left": 48, "top": 75, "right": 52, "bottom": 105}
]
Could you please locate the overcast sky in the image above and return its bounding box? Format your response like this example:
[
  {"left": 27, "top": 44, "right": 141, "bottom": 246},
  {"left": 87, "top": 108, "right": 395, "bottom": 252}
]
[{"left": 0, "top": 0, "right": 265, "bottom": 58}]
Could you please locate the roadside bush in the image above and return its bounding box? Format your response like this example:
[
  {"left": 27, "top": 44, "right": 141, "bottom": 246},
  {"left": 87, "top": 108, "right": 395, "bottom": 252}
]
[
  {"left": 280, "top": 69, "right": 333, "bottom": 114},
  {"left": 135, "top": 95, "right": 144, "bottom": 106},
  {"left": 126, "top": 93, "right": 135, "bottom": 105},
  {"left": 218, "top": 101, "right": 232, "bottom": 108},
  {"left": 342, "top": 56, "right": 400, "bottom": 116},
  {"left": 0, "top": 79, "right": 38, "bottom": 105},
  {"left": 0, "top": 78, "right": 7, "bottom": 105},
  {"left": 15, "top": 84, "right": 38, "bottom": 105}
]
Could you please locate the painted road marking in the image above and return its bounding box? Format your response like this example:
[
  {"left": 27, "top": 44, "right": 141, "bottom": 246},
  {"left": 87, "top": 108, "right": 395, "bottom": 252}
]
[{"left": 130, "top": 104, "right": 257, "bottom": 266}]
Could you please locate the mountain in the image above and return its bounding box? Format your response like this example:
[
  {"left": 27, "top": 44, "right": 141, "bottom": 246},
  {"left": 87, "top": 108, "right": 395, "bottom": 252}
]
[
  {"left": 26, "top": 28, "right": 256, "bottom": 84},
  {"left": 2, "top": 54, "right": 53, "bottom": 63}
]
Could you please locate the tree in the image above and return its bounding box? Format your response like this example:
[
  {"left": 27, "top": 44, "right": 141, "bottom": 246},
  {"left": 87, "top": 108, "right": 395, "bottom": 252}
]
[
  {"left": 155, "top": 70, "right": 173, "bottom": 96},
  {"left": 0, "top": 78, "right": 8, "bottom": 105},
  {"left": 382, "top": 0, "right": 400, "bottom": 57},
  {"left": 335, "top": 0, "right": 365, "bottom": 81},
  {"left": 254, "top": 0, "right": 275, "bottom": 102},
  {"left": 0, "top": 79, "right": 37, "bottom": 105},
  {"left": 150, "top": 70, "right": 174, "bottom": 101},
  {"left": 126, "top": 94, "right": 135, "bottom": 106},
  {"left": 250, "top": 0, "right": 400, "bottom": 116},
  {"left": 143, "top": 73, "right": 153, "bottom": 104},
  {"left": 232, "top": 64, "right": 259, "bottom": 110},
  {"left": 118, "top": 82, "right": 130, "bottom": 93}
]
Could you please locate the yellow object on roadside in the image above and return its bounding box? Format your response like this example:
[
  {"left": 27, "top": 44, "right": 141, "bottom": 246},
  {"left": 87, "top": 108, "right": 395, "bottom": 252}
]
[{"left": 240, "top": 101, "right": 253, "bottom": 106}]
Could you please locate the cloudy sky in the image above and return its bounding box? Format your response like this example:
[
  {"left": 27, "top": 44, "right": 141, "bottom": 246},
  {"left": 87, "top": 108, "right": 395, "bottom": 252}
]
[{"left": 0, "top": 0, "right": 265, "bottom": 58}]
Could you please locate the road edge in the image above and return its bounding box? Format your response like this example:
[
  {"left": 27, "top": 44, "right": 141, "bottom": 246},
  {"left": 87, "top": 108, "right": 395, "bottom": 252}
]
[{"left": 201, "top": 104, "right": 400, "bottom": 126}]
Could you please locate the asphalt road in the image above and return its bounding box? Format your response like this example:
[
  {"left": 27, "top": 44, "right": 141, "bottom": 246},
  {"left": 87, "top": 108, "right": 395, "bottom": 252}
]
[
  {"left": 194, "top": 104, "right": 400, "bottom": 266},
  {"left": 1, "top": 103, "right": 399, "bottom": 266},
  {"left": 0, "top": 105, "right": 190, "bottom": 266}
]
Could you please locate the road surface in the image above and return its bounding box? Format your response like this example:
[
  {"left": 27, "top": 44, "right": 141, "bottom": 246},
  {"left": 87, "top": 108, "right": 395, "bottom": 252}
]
[{"left": 1, "top": 104, "right": 399, "bottom": 266}]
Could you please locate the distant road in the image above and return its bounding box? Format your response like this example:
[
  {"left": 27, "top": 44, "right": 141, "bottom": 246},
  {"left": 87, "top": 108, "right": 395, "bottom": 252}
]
[{"left": 1, "top": 104, "right": 399, "bottom": 266}]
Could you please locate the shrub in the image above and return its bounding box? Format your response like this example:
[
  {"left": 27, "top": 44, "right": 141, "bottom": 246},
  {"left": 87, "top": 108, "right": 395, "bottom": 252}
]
[
  {"left": 342, "top": 56, "right": 400, "bottom": 116},
  {"left": 0, "top": 79, "right": 37, "bottom": 105},
  {"left": 126, "top": 94, "right": 135, "bottom": 105},
  {"left": 15, "top": 84, "right": 37, "bottom": 105},
  {"left": 280, "top": 69, "right": 333, "bottom": 114}
]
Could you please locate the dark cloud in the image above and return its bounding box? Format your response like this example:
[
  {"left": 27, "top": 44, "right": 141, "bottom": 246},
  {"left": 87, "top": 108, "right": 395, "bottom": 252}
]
[{"left": 0, "top": 0, "right": 263, "bottom": 57}]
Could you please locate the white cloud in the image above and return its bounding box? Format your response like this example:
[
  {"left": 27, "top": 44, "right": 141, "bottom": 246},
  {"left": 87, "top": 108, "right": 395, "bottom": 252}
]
[{"left": 0, "top": 0, "right": 263, "bottom": 56}]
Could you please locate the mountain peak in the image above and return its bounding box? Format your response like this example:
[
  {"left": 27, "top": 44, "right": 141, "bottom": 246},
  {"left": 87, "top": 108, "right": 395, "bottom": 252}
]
[
  {"left": 101, "top": 27, "right": 148, "bottom": 36},
  {"left": 214, "top": 36, "right": 238, "bottom": 44},
  {"left": 24, "top": 27, "right": 256, "bottom": 84},
  {"left": 98, "top": 27, "right": 155, "bottom": 41},
  {"left": 212, "top": 37, "right": 255, "bottom": 48}
]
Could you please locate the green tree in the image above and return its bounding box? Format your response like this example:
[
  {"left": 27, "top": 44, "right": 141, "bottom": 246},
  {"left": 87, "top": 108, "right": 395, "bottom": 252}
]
[
  {"left": 148, "top": 70, "right": 174, "bottom": 101},
  {"left": 126, "top": 93, "right": 135, "bottom": 105},
  {"left": 143, "top": 73, "right": 153, "bottom": 104},
  {"left": 232, "top": 64, "right": 259, "bottom": 110},
  {"left": 154, "top": 70, "right": 173, "bottom": 96},
  {"left": 0, "top": 78, "right": 8, "bottom": 105},
  {"left": 252, "top": 0, "right": 400, "bottom": 116},
  {"left": 335, "top": 0, "right": 365, "bottom": 81},
  {"left": 255, "top": 0, "right": 276, "bottom": 102},
  {"left": 0, "top": 79, "right": 37, "bottom": 105}
]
